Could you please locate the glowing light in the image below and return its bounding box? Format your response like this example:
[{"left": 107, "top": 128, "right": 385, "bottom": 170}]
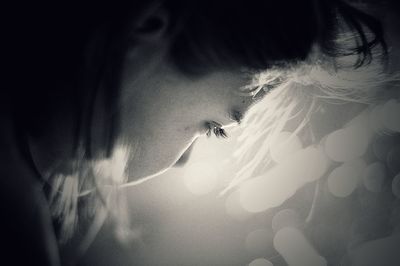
[
  {"left": 392, "top": 173, "right": 400, "bottom": 199},
  {"left": 240, "top": 146, "right": 330, "bottom": 212},
  {"left": 245, "top": 229, "right": 273, "bottom": 256},
  {"left": 345, "top": 108, "right": 370, "bottom": 127},
  {"left": 183, "top": 162, "right": 218, "bottom": 195},
  {"left": 293, "top": 146, "right": 331, "bottom": 183},
  {"left": 225, "top": 191, "right": 252, "bottom": 221},
  {"left": 93, "top": 146, "right": 129, "bottom": 184},
  {"left": 362, "top": 162, "right": 386, "bottom": 193},
  {"left": 324, "top": 126, "right": 370, "bottom": 162},
  {"left": 271, "top": 209, "right": 301, "bottom": 232},
  {"left": 270, "top": 132, "right": 303, "bottom": 163},
  {"left": 327, "top": 159, "right": 366, "bottom": 198},
  {"left": 248, "top": 258, "right": 273, "bottom": 266},
  {"left": 381, "top": 100, "right": 400, "bottom": 132},
  {"left": 239, "top": 175, "right": 297, "bottom": 213},
  {"left": 273, "top": 227, "right": 327, "bottom": 266},
  {"left": 94, "top": 159, "right": 113, "bottom": 179}
]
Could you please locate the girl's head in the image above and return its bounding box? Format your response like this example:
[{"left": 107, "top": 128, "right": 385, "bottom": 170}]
[
  {"left": 107, "top": 0, "right": 385, "bottom": 181},
  {"left": 10, "top": 0, "right": 385, "bottom": 183},
  {"left": 10, "top": 0, "right": 386, "bottom": 239}
]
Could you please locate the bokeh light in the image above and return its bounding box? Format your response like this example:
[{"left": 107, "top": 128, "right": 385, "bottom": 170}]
[
  {"left": 248, "top": 258, "right": 274, "bottom": 266},
  {"left": 225, "top": 191, "right": 252, "bottom": 221},
  {"left": 269, "top": 132, "right": 303, "bottom": 163},
  {"left": 324, "top": 126, "right": 370, "bottom": 162},
  {"left": 273, "top": 227, "right": 327, "bottom": 266},
  {"left": 271, "top": 209, "right": 301, "bottom": 232},
  {"left": 239, "top": 172, "right": 299, "bottom": 213},
  {"left": 240, "top": 146, "right": 330, "bottom": 212},
  {"left": 183, "top": 162, "right": 218, "bottom": 195},
  {"left": 327, "top": 159, "right": 366, "bottom": 198}
]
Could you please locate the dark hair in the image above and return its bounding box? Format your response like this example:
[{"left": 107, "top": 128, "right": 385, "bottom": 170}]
[
  {"left": 6, "top": 0, "right": 386, "bottom": 165},
  {"left": 168, "top": 0, "right": 386, "bottom": 72}
]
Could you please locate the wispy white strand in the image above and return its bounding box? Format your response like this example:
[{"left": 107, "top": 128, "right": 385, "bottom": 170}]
[
  {"left": 48, "top": 144, "right": 133, "bottom": 243},
  {"left": 221, "top": 44, "right": 396, "bottom": 195}
]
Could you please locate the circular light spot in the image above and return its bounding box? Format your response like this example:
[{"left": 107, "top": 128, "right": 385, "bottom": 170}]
[
  {"left": 328, "top": 159, "right": 366, "bottom": 198},
  {"left": 239, "top": 146, "right": 330, "bottom": 213},
  {"left": 271, "top": 209, "right": 301, "bottom": 232},
  {"left": 183, "top": 162, "right": 218, "bottom": 195},
  {"left": 248, "top": 258, "right": 273, "bottom": 266},
  {"left": 245, "top": 229, "right": 273, "bottom": 256},
  {"left": 270, "top": 132, "right": 303, "bottom": 163},
  {"left": 239, "top": 173, "right": 298, "bottom": 213},
  {"left": 225, "top": 191, "right": 252, "bottom": 221},
  {"left": 324, "top": 126, "right": 369, "bottom": 162},
  {"left": 273, "top": 227, "right": 327, "bottom": 266},
  {"left": 392, "top": 173, "right": 400, "bottom": 199},
  {"left": 381, "top": 100, "right": 400, "bottom": 132},
  {"left": 293, "top": 146, "right": 331, "bottom": 182},
  {"left": 362, "top": 162, "right": 386, "bottom": 193}
]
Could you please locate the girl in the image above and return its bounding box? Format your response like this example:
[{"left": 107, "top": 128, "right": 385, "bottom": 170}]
[{"left": 1, "top": 0, "right": 386, "bottom": 265}]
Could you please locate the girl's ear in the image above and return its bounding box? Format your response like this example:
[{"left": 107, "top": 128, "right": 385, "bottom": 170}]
[
  {"left": 122, "top": 5, "right": 173, "bottom": 83},
  {"left": 131, "top": 6, "right": 169, "bottom": 42}
]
